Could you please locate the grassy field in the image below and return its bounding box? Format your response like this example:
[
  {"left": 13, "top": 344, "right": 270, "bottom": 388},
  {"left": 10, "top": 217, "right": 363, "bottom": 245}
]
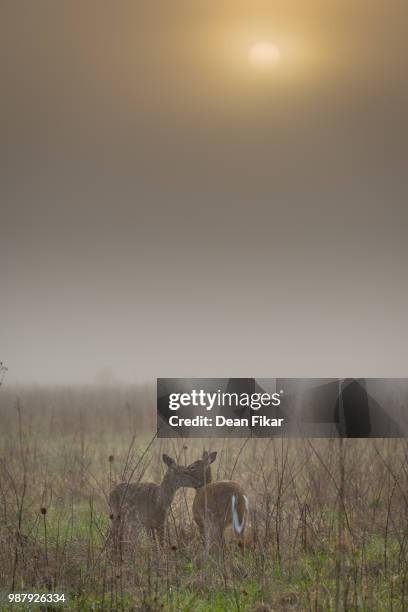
[{"left": 1, "top": 385, "right": 408, "bottom": 611}]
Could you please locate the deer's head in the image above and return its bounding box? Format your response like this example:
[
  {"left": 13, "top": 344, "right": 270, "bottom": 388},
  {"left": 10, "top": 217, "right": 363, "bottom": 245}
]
[
  {"left": 185, "top": 450, "right": 217, "bottom": 489},
  {"left": 162, "top": 451, "right": 217, "bottom": 489}
]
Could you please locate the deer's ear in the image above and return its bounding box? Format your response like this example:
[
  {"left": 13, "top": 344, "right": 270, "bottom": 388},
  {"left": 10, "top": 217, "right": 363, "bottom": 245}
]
[
  {"left": 202, "top": 450, "right": 209, "bottom": 460},
  {"left": 162, "top": 454, "right": 176, "bottom": 468},
  {"left": 208, "top": 451, "right": 217, "bottom": 464}
]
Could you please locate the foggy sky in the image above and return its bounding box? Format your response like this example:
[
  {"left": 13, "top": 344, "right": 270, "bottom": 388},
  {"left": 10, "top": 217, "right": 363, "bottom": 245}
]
[{"left": 1, "top": 1, "right": 407, "bottom": 384}]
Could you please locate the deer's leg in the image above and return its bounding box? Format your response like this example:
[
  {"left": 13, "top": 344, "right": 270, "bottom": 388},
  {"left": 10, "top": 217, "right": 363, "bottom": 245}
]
[
  {"left": 110, "top": 512, "right": 126, "bottom": 561},
  {"left": 202, "top": 520, "right": 218, "bottom": 557},
  {"left": 219, "top": 526, "right": 227, "bottom": 558},
  {"left": 156, "top": 524, "right": 165, "bottom": 548},
  {"left": 148, "top": 527, "right": 156, "bottom": 541},
  {"left": 195, "top": 514, "right": 223, "bottom": 560},
  {"left": 147, "top": 526, "right": 163, "bottom": 550},
  {"left": 202, "top": 521, "right": 211, "bottom": 561},
  {"left": 206, "top": 521, "right": 225, "bottom": 558},
  {"left": 109, "top": 513, "right": 118, "bottom": 540},
  {"left": 194, "top": 517, "right": 206, "bottom": 543},
  {"left": 192, "top": 517, "right": 208, "bottom": 565}
]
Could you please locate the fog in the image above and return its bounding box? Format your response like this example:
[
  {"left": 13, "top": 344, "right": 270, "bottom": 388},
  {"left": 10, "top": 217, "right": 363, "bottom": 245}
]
[{"left": 1, "top": 1, "right": 407, "bottom": 384}]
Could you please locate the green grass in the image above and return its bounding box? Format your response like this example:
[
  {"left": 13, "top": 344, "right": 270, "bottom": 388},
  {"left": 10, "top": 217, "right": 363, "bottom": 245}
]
[
  {"left": 1, "top": 534, "right": 407, "bottom": 611},
  {"left": 2, "top": 390, "right": 408, "bottom": 611}
]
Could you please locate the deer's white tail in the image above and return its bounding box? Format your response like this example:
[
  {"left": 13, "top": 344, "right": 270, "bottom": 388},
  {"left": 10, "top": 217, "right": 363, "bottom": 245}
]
[{"left": 231, "top": 494, "right": 249, "bottom": 536}]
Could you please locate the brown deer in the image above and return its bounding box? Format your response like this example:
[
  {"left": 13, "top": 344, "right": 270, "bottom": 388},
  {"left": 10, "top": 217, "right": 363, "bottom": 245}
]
[
  {"left": 192, "top": 451, "right": 249, "bottom": 553},
  {"left": 109, "top": 453, "right": 208, "bottom": 547}
]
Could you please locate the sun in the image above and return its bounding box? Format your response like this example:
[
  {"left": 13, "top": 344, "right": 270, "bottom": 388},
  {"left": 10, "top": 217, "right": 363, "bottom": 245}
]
[{"left": 249, "top": 41, "right": 281, "bottom": 71}]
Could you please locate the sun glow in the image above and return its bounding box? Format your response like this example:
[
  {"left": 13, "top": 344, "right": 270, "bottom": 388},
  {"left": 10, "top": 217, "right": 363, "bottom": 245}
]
[{"left": 249, "top": 41, "right": 282, "bottom": 70}]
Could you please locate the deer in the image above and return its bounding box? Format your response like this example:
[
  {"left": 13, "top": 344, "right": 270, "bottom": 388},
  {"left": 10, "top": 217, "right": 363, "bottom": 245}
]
[
  {"left": 109, "top": 453, "right": 209, "bottom": 547},
  {"left": 191, "top": 450, "right": 249, "bottom": 554}
]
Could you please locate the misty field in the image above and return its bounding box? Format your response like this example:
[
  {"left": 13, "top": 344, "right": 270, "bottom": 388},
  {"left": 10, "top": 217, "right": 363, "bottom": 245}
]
[{"left": 1, "top": 387, "right": 408, "bottom": 611}]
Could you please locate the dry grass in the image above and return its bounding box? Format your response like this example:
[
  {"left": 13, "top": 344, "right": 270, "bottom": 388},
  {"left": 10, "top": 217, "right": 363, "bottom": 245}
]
[{"left": 1, "top": 385, "right": 408, "bottom": 610}]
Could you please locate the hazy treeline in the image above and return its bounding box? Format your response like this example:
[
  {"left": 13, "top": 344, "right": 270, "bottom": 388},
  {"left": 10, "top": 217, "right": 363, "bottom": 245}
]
[{"left": 0, "top": 384, "right": 157, "bottom": 439}]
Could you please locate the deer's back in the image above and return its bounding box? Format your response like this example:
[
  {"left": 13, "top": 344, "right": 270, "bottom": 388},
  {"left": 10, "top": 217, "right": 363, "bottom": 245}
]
[
  {"left": 109, "top": 482, "right": 164, "bottom": 528},
  {"left": 193, "top": 481, "right": 245, "bottom": 527}
]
